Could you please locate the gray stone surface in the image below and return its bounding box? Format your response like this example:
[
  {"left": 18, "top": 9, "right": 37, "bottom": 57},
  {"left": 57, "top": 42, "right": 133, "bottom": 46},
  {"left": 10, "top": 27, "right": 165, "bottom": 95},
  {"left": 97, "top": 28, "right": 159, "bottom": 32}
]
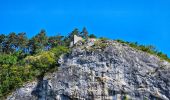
[{"left": 7, "top": 41, "right": 170, "bottom": 100}]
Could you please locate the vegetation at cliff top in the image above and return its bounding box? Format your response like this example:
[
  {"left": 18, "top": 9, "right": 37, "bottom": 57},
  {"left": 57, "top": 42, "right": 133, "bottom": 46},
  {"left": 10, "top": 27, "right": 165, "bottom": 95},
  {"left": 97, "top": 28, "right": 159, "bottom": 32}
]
[
  {"left": 116, "top": 39, "right": 170, "bottom": 62},
  {"left": 0, "top": 28, "right": 170, "bottom": 98},
  {"left": 0, "top": 27, "right": 91, "bottom": 98}
]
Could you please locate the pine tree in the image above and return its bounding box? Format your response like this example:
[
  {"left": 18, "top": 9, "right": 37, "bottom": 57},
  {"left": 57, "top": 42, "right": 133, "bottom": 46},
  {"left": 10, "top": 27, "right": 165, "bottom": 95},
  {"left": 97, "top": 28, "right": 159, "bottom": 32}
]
[{"left": 82, "top": 27, "right": 88, "bottom": 39}]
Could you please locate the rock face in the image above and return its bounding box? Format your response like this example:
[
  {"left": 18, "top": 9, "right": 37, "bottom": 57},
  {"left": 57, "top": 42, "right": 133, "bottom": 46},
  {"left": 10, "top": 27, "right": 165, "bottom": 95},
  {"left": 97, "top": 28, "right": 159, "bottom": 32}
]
[{"left": 7, "top": 41, "right": 170, "bottom": 100}]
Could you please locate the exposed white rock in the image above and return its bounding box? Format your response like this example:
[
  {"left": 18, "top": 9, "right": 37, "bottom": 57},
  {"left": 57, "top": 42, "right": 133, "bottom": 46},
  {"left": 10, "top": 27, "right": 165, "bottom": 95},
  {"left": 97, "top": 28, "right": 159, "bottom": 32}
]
[{"left": 7, "top": 40, "right": 170, "bottom": 100}]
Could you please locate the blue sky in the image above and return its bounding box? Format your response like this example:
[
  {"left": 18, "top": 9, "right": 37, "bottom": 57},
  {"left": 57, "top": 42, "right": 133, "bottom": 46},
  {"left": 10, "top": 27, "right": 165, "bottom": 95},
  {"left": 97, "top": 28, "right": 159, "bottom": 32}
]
[{"left": 0, "top": 0, "right": 170, "bottom": 56}]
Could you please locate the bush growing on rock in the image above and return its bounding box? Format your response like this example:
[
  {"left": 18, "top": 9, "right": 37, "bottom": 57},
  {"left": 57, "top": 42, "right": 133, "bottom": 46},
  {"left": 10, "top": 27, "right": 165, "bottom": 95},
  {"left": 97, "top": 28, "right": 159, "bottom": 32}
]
[{"left": 116, "top": 39, "right": 170, "bottom": 62}]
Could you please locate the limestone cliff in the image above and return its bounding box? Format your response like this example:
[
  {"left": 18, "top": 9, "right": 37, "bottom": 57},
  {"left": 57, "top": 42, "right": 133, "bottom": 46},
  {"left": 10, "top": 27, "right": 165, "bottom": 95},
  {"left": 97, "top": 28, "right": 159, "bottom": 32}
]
[{"left": 7, "top": 40, "right": 170, "bottom": 100}]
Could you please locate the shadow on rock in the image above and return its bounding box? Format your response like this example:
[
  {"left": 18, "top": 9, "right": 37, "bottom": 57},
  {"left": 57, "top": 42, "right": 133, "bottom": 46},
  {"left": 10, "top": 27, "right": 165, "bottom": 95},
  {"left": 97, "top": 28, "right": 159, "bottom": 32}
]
[{"left": 31, "top": 75, "right": 56, "bottom": 100}]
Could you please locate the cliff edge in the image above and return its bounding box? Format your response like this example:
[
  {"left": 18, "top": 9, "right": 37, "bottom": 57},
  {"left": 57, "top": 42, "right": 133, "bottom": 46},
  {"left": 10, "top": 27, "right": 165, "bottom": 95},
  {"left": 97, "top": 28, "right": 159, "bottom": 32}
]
[{"left": 7, "top": 40, "right": 170, "bottom": 100}]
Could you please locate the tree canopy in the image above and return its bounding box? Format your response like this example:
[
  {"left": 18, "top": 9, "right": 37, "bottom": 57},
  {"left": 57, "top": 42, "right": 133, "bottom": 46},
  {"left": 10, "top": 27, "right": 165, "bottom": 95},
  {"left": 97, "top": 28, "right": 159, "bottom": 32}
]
[{"left": 0, "top": 28, "right": 94, "bottom": 99}]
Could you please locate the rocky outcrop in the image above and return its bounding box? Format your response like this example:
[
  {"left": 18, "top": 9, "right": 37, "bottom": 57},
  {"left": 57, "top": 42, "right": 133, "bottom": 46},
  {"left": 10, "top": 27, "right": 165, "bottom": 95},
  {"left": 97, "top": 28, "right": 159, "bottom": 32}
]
[{"left": 7, "top": 40, "right": 170, "bottom": 100}]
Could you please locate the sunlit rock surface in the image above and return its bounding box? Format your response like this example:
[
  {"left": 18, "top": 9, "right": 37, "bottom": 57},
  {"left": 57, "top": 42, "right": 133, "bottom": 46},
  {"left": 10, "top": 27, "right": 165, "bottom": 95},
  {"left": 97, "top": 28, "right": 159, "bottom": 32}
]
[{"left": 7, "top": 41, "right": 170, "bottom": 100}]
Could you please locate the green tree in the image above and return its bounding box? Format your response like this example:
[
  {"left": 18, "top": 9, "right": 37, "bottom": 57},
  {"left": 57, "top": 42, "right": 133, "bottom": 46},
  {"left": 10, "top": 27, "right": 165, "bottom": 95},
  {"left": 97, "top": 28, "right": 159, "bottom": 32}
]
[
  {"left": 4, "top": 32, "right": 18, "bottom": 54},
  {"left": 35, "top": 29, "right": 48, "bottom": 50},
  {"left": 71, "top": 28, "right": 80, "bottom": 36},
  {"left": 0, "top": 54, "right": 18, "bottom": 65},
  {"left": 48, "top": 34, "right": 64, "bottom": 48},
  {"left": 89, "top": 34, "right": 97, "bottom": 38},
  {"left": 25, "top": 51, "right": 55, "bottom": 74},
  {"left": 28, "top": 37, "right": 38, "bottom": 54},
  {"left": 17, "top": 32, "right": 28, "bottom": 53},
  {"left": 0, "top": 34, "right": 6, "bottom": 53},
  {"left": 63, "top": 28, "right": 80, "bottom": 46},
  {"left": 81, "top": 27, "right": 88, "bottom": 39},
  {"left": 28, "top": 29, "right": 48, "bottom": 54}
]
